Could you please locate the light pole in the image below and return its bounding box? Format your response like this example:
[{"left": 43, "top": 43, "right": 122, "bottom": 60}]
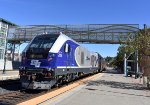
[
  {"left": 124, "top": 53, "right": 127, "bottom": 76},
  {"left": 3, "top": 25, "right": 9, "bottom": 74}
]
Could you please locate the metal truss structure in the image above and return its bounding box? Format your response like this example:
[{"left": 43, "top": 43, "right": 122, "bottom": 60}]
[{"left": 7, "top": 24, "right": 139, "bottom": 44}]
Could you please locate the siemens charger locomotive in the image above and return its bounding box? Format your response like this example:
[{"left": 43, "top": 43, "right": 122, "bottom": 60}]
[{"left": 19, "top": 33, "right": 104, "bottom": 89}]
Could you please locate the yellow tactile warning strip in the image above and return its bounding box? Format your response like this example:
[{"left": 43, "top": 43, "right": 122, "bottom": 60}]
[{"left": 17, "top": 73, "right": 104, "bottom": 105}]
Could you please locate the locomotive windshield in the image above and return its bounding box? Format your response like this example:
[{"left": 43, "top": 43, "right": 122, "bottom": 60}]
[
  {"left": 30, "top": 35, "right": 57, "bottom": 49},
  {"left": 26, "top": 34, "right": 58, "bottom": 59}
]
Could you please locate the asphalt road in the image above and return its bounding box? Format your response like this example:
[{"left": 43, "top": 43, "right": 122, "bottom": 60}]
[{"left": 40, "top": 69, "right": 150, "bottom": 105}]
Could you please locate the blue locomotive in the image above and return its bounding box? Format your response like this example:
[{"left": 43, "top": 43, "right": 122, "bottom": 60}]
[{"left": 19, "top": 33, "right": 105, "bottom": 89}]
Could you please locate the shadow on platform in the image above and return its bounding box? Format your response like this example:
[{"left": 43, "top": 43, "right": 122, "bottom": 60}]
[
  {"left": 103, "top": 69, "right": 123, "bottom": 74},
  {"left": 87, "top": 79, "right": 148, "bottom": 90}
]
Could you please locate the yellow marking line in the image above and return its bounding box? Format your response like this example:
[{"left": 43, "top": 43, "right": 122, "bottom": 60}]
[
  {"left": 43, "top": 72, "right": 103, "bottom": 105},
  {"left": 17, "top": 73, "right": 104, "bottom": 105},
  {"left": 41, "top": 85, "right": 77, "bottom": 105}
]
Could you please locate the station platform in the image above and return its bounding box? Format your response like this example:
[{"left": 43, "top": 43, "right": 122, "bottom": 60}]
[
  {"left": 40, "top": 69, "right": 150, "bottom": 105},
  {"left": 0, "top": 71, "right": 19, "bottom": 81}
]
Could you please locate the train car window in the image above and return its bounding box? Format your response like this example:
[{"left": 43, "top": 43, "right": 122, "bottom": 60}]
[
  {"left": 64, "top": 43, "right": 71, "bottom": 53},
  {"left": 78, "top": 47, "right": 80, "bottom": 55},
  {"left": 91, "top": 55, "right": 95, "bottom": 66},
  {"left": 68, "top": 45, "right": 71, "bottom": 53},
  {"left": 81, "top": 52, "right": 84, "bottom": 64}
]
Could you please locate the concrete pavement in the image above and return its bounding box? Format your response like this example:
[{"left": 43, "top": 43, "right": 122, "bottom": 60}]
[
  {"left": 41, "top": 69, "right": 150, "bottom": 105},
  {"left": 0, "top": 71, "right": 19, "bottom": 80}
]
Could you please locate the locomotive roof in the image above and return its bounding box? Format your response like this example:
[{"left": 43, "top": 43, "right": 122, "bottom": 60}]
[
  {"left": 36, "top": 34, "right": 60, "bottom": 37},
  {"left": 49, "top": 33, "right": 79, "bottom": 53},
  {"left": 22, "top": 33, "right": 79, "bottom": 53}
]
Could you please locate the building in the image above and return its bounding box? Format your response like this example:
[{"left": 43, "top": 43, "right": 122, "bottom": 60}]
[{"left": 0, "top": 18, "right": 17, "bottom": 70}]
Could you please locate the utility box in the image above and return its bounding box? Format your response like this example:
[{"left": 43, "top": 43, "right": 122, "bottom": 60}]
[{"left": 127, "top": 66, "right": 132, "bottom": 76}]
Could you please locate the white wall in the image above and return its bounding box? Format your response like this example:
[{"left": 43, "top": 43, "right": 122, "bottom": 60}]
[{"left": 0, "top": 60, "right": 13, "bottom": 70}]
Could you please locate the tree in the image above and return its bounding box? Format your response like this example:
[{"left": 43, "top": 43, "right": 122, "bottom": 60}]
[
  {"left": 123, "top": 25, "right": 150, "bottom": 88},
  {"left": 112, "top": 45, "right": 125, "bottom": 72},
  {"left": 105, "top": 56, "right": 114, "bottom": 67}
]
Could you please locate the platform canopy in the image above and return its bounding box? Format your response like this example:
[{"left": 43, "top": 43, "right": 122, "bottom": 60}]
[{"left": 7, "top": 24, "right": 139, "bottom": 44}]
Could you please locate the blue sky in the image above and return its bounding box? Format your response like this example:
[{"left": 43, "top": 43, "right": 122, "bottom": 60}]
[{"left": 0, "top": 0, "right": 150, "bottom": 57}]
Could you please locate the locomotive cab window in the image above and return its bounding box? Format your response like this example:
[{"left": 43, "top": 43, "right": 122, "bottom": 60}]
[{"left": 26, "top": 35, "right": 58, "bottom": 59}]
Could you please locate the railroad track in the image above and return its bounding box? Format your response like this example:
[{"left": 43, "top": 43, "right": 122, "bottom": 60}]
[
  {"left": 0, "top": 73, "right": 98, "bottom": 105},
  {"left": 0, "top": 89, "right": 49, "bottom": 105}
]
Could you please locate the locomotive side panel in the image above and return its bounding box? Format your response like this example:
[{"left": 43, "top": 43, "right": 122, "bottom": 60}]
[{"left": 74, "top": 46, "right": 91, "bottom": 67}]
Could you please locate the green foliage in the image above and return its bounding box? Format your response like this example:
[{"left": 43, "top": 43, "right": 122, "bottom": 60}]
[
  {"left": 113, "top": 27, "right": 150, "bottom": 74},
  {"left": 112, "top": 45, "right": 125, "bottom": 70},
  {"left": 104, "top": 56, "right": 114, "bottom": 67},
  {"left": 125, "top": 30, "right": 150, "bottom": 62},
  {"left": 105, "top": 56, "right": 113, "bottom": 62}
]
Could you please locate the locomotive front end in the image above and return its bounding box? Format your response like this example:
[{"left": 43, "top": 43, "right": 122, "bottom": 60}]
[{"left": 19, "top": 34, "right": 59, "bottom": 89}]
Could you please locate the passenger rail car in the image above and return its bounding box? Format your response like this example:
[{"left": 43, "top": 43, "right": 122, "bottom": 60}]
[{"left": 19, "top": 33, "right": 104, "bottom": 89}]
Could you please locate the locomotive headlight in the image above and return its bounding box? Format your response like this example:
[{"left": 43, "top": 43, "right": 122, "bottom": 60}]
[
  {"left": 32, "top": 75, "right": 36, "bottom": 80},
  {"left": 47, "top": 72, "right": 51, "bottom": 77}
]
